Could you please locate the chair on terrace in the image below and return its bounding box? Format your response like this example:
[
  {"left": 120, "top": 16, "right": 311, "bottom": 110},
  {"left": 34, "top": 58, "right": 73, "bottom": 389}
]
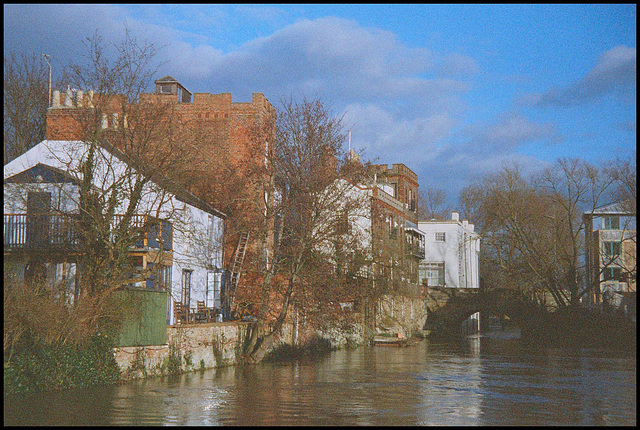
[
  {"left": 173, "top": 301, "right": 192, "bottom": 324},
  {"left": 196, "top": 300, "right": 213, "bottom": 323}
]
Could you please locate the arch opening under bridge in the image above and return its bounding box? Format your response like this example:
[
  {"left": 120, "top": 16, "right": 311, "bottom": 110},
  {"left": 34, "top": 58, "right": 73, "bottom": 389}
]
[{"left": 423, "top": 288, "right": 545, "bottom": 338}]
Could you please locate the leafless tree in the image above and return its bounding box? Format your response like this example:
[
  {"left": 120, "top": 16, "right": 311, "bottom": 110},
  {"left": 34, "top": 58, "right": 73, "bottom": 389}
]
[
  {"left": 461, "top": 158, "right": 619, "bottom": 310},
  {"left": 241, "top": 97, "right": 370, "bottom": 362},
  {"left": 3, "top": 52, "right": 67, "bottom": 164},
  {"left": 417, "top": 186, "right": 449, "bottom": 220},
  {"left": 4, "top": 30, "right": 203, "bottom": 352}
]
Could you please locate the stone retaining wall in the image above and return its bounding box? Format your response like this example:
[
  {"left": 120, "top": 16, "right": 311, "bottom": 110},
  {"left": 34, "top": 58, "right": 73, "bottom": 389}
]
[
  {"left": 114, "top": 294, "right": 428, "bottom": 380},
  {"left": 113, "top": 322, "right": 258, "bottom": 380}
]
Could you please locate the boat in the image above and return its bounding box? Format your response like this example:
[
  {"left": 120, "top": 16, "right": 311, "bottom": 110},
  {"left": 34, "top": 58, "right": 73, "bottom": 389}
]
[{"left": 372, "top": 334, "right": 422, "bottom": 347}]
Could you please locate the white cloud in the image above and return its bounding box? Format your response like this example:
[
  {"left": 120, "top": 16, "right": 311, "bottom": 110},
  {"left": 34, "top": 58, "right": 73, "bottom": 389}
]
[
  {"left": 436, "top": 52, "right": 479, "bottom": 79},
  {"left": 342, "top": 103, "right": 458, "bottom": 166},
  {"left": 481, "top": 114, "right": 563, "bottom": 149},
  {"left": 531, "top": 45, "right": 636, "bottom": 107}
]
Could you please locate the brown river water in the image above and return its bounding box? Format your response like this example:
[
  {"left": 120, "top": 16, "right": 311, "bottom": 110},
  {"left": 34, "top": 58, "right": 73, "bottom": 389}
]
[{"left": 4, "top": 331, "right": 636, "bottom": 426}]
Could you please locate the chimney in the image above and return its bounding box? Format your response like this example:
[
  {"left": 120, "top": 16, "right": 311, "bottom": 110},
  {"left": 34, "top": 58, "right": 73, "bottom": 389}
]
[
  {"left": 462, "top": 220, "right": 468, "bottom": 228},
  {"left": 76, "top": 90, "right": 83, "bottom": 107},
  {"left": 451, "top": 211, "right": 459, "bottom": 221},
  {"left": 52, "top": 90, "right": 60, "bottom": 108},
  {"left": 65, "top": 86, "right": 73, "bottom": 107},
  {"left": 468, "top": 223, "right": 474, "bottom": 232}
]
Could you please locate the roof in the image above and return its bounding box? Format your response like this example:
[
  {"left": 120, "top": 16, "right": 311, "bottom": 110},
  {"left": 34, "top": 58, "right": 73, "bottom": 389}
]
[
  {"left": 585, "top": 201, "right": 635, "bottom": 216},
  {"left": 4, "top": 163, "right": 81, "bottom": 185},
  {"left": 155, "top": 75, "right": 179, "bottom": 84},
  {"left": 4, "top": 139, "right": 226, "bottom": 220}
]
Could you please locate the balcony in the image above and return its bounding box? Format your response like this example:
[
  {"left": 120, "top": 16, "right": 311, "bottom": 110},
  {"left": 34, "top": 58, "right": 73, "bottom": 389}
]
[
  {"left": 4, "top": 213, "right": 172, "bottom": 254},
  {"left": 406, "top": 242, "right": 425, "bottom": 260},
  {"left": 4, "top": 214, "right": 80, "bottom": 252}
]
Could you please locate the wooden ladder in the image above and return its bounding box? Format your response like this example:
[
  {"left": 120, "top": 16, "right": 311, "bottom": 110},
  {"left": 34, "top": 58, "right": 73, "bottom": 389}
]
[{"left": 227, "top": 231, "right": 249, "bottom": 312}]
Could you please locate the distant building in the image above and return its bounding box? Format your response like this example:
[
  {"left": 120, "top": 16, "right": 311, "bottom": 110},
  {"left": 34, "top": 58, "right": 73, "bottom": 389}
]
[
  {"left": 418, "top": 211, "right": 480, "bottom": 290},
  {"left": 583, "top": 201, "right": 636, "bottom": 312}
]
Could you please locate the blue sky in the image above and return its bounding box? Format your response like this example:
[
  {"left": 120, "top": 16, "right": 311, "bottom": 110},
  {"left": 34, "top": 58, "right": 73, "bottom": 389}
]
[{"left": 4, "top": 4, "right": 636, "bottom": 205}]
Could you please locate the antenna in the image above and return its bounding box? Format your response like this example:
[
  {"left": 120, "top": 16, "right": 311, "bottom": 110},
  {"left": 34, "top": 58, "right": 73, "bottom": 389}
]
[
  {"left": 348, "top": 129, "right": 351, "bottom": 153},
  {"left": 43, "top": 54, "right": 52, "bottom": 107}
]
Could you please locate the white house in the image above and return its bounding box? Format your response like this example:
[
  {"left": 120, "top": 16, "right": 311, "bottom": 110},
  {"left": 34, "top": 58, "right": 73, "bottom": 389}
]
[
  {"left": 4, "top": 139, "right": 226, "bottom": 325},
  {"left": 418, "top": 211, "right": 480, "bottom": 289}
]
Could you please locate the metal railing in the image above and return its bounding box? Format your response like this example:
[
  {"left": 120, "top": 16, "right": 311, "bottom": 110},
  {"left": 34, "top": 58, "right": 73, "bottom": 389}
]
[
  {"left": 4, "top": 213, "right": 172, "bottom": 251},
  {"left": 4, "top": 214, "right": 80, "bottom": 249},
  {"left": 406, "top": 243, "right": 425, "bottom": 259}
]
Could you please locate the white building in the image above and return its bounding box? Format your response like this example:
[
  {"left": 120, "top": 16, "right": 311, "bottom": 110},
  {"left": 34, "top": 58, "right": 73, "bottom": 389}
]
[
  {"left": 4, "top": 139, "right": 226, "bottom": 325},
  {"left": 418, "top": 211, "right": 480, "bottom": 289},
  {"left": 583, "top": 201, "right": 636, "bottom": 310}
]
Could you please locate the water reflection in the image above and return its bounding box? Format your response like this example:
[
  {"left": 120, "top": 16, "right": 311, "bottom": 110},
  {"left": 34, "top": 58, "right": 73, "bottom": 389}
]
[{"left": 4, "top": 336, "right": 636, "bottom": 426}]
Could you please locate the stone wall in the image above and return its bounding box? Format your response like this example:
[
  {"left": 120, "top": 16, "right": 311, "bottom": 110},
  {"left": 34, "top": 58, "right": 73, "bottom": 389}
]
[
  {"left": 114, "top": 295, "right": 429, "bottom": 380},
  {"left": 113, "top": 322, "right": 259, "bottom": 380},
  {"left": 375, "top": 294, "right": 428, "bottom": 337}
]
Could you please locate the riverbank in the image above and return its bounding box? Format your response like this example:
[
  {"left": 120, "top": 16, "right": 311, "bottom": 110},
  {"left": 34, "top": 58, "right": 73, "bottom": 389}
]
[{"left": 4, "top": 319, "right": 371, "bottom": 396}]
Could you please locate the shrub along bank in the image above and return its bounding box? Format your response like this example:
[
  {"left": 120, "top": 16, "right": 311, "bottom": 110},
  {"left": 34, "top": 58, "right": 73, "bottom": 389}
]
[{"left": 4, "top": 334, "right": 120, "bottom": 397}]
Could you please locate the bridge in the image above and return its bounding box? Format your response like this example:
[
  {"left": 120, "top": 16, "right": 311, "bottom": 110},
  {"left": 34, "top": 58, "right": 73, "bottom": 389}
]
[{"left": 423, "top": 288, "right": 547, "bottom": 340}]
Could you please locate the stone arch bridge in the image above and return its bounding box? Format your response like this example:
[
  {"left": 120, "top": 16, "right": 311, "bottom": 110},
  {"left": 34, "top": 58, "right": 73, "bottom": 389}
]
[{"left": 423, "top": 288, "right": 546, "bottom": 339}]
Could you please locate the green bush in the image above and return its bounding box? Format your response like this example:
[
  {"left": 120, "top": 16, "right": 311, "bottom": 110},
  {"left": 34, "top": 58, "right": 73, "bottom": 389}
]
[{"left": 4, "top": 334, "right": 120, "bottom": 397}]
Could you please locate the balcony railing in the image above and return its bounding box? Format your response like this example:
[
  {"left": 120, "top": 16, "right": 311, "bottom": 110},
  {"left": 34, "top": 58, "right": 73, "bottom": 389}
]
[
  {"left": 4, "top": 213, "right": 172, "bottom": 252},
  {"left": 406, "top": 243, "right": 425, "bottom": 259},
  {"left": 4, "top": 214, "right": 80, "bottom": 250}
]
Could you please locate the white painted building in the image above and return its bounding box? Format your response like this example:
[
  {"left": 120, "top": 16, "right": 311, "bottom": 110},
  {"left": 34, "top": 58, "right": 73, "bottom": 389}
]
[
  {"left": 4, "top": 139, "right": 226, "bottom": 325},
  {"left": 418, "top": 211, "right": 480, "bottom": 289}
]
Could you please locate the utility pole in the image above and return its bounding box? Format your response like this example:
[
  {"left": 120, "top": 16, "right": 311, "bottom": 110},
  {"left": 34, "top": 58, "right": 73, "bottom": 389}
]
[{"left": 43, "top": 54, "right": 52, "bottom": 107}]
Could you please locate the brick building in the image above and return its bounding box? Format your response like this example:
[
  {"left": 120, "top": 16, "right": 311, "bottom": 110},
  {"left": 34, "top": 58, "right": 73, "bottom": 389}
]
[{"left": 367, "top": 163, "right": 424, "bottom": 293}]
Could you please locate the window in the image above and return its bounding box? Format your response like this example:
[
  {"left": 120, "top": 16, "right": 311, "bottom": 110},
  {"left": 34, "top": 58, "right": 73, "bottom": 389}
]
[
  {"left": 335, "top": 212, "right": 350, "bottom": 235},
  {"left": 420, "top": 262, "right": 445, "bottom": 287},
  {"left": 206, "top": 271, "right": 223, "bottom": 309},
  {"left": 603, "top": 267, "right": 622, "bottom": 281},
  {"left": 181, "top": 269, "right": 193, "bottom": 306},
  {"left": 157, "top": 265, "right": 171, "bottom": 291},
  {"left": 603, "top": 241, "right": 622, "bottom": 258},
  {"left": 435, "top": 232, "right": 446, "bottom": 242},
  {"left": 603, "top": 216, "right": 620, "bottom": 230}
]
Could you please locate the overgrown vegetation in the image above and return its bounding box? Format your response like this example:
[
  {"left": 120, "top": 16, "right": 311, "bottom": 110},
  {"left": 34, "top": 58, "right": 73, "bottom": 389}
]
[
  {"left": 3, "top": 334, "right": 120, "bottom": 397},
  {"left": 263, "top": 336, "right": 336, "bottom": 362}
]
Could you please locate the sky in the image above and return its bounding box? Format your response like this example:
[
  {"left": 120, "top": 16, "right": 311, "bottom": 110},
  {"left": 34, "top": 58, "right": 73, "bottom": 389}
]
[{"left": 4, "top": 4, "right": 636, "bottom": 207}]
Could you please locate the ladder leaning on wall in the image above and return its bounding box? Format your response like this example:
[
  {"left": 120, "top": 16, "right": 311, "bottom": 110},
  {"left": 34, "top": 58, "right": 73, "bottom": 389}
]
[{"left": 227, "top": 231, "right": 249, "bottom": 315}]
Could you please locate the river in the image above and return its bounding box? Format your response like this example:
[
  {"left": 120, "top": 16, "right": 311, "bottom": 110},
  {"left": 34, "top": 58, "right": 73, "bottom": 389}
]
[{"left": 4, "top": 331, "right": 636, "bottom": 426}]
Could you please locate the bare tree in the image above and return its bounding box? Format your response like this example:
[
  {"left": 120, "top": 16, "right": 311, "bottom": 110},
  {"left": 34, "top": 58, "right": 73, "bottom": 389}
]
[
  {"left": 462, "top": 158, "right": 618, "bottom": 310},
  {"left": 3, "top": 53, "right": 67, "bottom": 164},
  {"left": 417, "top": 186, "right": 449, "bottom": 221},
  {"left": 241, "top": 97, "right": 370, "bottom": 362},
  {"left": 4, "top": 30, "right": 203, "bottom": 351}
]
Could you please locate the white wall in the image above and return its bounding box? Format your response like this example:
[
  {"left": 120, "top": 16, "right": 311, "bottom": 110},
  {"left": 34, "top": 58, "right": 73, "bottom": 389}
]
[{"left": 418, "top": 217, "right": 480, "bottom": 289}]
